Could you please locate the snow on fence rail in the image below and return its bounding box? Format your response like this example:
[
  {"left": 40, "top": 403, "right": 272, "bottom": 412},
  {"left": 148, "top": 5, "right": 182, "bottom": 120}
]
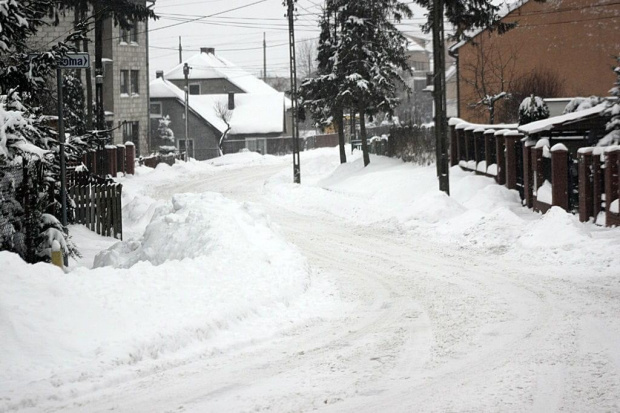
[{"left": 449, "top": 117, "right": 620, "bottom": 227}]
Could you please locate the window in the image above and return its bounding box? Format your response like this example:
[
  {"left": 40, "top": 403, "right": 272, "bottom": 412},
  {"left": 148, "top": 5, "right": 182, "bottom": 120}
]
[
  {"left": 130, "top": 24, "right": 138, "bottom": 43},
  {"left": 189, "top": 84, "right": 200, "bottom": 95},
  {"left": 122, "top": 121, "right": 140, "bottom": 154},
  {"left": 178, "top": 139, "right": 194, "bottom": 158},
  {"left": 120, "top": 70, "right": 129, "bottom": 94},
  {"left": 150, "top": 102, "right": 162, "bottom": 118},
  {"left": 120, "top": 26, "right": 129, "bottom": 43},
  {"left": 131, "top": 70, "right": 140, "bottom": 95},
  {"left": 120, "top": 24, "right": 138, "bottom": 44}
]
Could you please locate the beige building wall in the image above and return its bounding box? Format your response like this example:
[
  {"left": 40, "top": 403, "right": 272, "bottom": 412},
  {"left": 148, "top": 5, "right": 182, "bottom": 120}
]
[
  {"left": 455, "top": 0, "right": 620, "bottom": 123},
  {"left": 32, "top": 6, "right": 150, "bottom": 156}
]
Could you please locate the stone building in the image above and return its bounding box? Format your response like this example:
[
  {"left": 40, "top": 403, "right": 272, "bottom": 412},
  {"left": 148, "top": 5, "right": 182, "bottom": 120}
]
[
  {"left": 450, "top": 0, "right": 620, "bottom": 124},
  {"left": 30, "top": 3, "right": 153, "bottom": 156}
]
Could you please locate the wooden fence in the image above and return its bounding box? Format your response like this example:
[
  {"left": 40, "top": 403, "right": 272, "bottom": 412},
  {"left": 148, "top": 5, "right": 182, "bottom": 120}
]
[
  {"left": 69, "top": 182, "right": 123, "bottom": 239},
  {"left": 449, "top": 119, "right": 620, "bottom": 227}
]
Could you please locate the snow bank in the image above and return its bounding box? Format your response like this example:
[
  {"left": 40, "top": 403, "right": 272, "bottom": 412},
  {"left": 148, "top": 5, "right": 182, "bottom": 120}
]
[
  {"left": 265, "top": 148, "right": 620, "bottom": 274},
  {"left": 0, "top": 191, "right": 313, "bottom": 409}
]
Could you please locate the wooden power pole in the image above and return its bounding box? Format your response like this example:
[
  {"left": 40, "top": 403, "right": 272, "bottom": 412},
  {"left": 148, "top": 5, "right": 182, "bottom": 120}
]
[{"left": 432, "top": 0, "right": 450, "bottom": 194}]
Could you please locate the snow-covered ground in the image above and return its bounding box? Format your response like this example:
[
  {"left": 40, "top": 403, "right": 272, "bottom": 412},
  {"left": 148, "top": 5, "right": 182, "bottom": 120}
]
[{"left": 2, "top": 147, "right": 620, "bottom": 412}]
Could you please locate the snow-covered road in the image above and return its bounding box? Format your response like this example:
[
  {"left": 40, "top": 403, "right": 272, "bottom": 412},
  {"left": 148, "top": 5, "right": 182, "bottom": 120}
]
[
  {"left": 46, "top": 156, "right": 620, "bottom": 412},
  {"left": 4, "top": 151, "right": 620, "bottom": 412}
]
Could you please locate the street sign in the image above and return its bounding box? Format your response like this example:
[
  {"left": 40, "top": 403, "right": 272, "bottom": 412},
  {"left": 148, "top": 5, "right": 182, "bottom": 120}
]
[{"left": 58, "top": 53, "right": 90, "bottom": 69}]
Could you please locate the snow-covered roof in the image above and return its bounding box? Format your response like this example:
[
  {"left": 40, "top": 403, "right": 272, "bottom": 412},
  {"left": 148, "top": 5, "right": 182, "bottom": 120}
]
[
  {"left": 165, "top": 51, "right": 279, "bottom": 95},
  {"left": 518, "top": 103, "right": 608, "bottom": 134},
  {"left": 150, "top": 77, "right": 286, "bottom": 135}
]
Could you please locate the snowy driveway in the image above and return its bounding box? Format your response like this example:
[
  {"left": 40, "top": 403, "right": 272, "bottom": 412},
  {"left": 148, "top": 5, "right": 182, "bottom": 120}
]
[{"left": 5, "top": 151, "right": 620, "bottom": 412}]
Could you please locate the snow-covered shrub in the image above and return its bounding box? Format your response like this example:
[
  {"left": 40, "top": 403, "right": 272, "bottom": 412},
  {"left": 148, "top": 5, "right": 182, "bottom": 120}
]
[
  {"left": 518, "top": 94, "right": 550, "bottom": 125},
  {"left": 563, "top": 96, "right": 603, "bottom": 114}
]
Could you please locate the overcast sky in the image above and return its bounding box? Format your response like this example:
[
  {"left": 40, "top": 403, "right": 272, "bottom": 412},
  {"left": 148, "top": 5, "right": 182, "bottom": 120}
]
[{"left": 147, "top": 0, "right": 431, "bottom": 79}]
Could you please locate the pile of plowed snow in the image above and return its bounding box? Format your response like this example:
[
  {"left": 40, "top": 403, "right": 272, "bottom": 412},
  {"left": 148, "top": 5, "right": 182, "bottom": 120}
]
[{"left": 1, "top": 192, "right": 311, "bottom": 406}]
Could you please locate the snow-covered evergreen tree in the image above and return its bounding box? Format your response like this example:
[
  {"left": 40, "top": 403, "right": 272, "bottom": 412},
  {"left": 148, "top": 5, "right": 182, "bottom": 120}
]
[
  {"left": 602, "top": 57, "right": 620, "bottom": 146},
  {"left": 63, "top": 71, "right": 87, "bottom": 136},
  {"left": 335, "top": 0, "right": 412, "bottom": 167},
  {"left": 299, "top": 3, "right": 347, "bottom": 164},
  {"left": 0, "top": 1, "right": 87, "bottom": 263},
  {"left": 0, "top": 91, "right": 79, "bottom": 262},
  {"left": 412, "top": 0, "right": 546, "bottom": 41},
  {"left": 157, "top": 116, "right": 176, "bottom": 155},
  {"left": 518, "top": 94, "right": 550, "bottom": 125}
]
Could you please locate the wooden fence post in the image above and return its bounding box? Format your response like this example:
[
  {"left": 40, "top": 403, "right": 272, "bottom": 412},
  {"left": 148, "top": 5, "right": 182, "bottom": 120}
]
[
  {"left": 531, "top": 139, "right": 547, "bottom": 210},
  {"left": 522, "top": 139, "right": 533, "bottom": 208},
  {"left": 105, "top": 145, "right": 117, "bottom": 177},
  {"left": 484, "top": 129, "right": 496, "bottom": 177},
  {"left": 473, "top": 128, "right": 485, "bottom": 174},
  {"left": 125, "top": 142, "right": 135, "bottom": 175},
  {"left": 449, "top": 124, "right": 458, "bottom": 166},
  {"left": 605, "top": 147, "right": 620, "bottom": 227},
  {"left": 551, "top": 143, "right": 569, "bottom": 211},
  {"left": 495, "top": 130, "right": 506, "bottom": 185},
  {"left": 465, "top": 127, "right": 476, "bottom": 170},
  {"left": 578, "top": 148, "right": 594, "bottom": 222},
  {"left": 455, "top": 127, "right": 465, "bottom": 166},
  {"left": 116, "top": 144, "right": 126, "bottom": 175},
  {"left": 504, "top": 131, "right": 521, "bottom": 190}
]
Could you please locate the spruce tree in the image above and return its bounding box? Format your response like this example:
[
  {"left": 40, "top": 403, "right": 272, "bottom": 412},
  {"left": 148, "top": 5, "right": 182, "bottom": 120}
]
[
  {"left": 299, "top": 2, "right": 348, "bottom": 164},
  {"left": 336, "top": 0, "right": 412, "bottom": 166}
]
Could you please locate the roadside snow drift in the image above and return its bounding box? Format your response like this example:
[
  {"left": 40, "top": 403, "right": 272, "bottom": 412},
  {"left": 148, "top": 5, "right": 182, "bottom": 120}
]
[
  {"left": 266, "top": 149, "right": 620, "bottom": 276},
  {"left": 0, "top": 192, "right": 311, "bottom": 409}
]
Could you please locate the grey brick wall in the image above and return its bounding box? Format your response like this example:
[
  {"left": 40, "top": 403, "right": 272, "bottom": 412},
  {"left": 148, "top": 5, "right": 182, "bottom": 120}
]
[{"left": 31, "top": 8, "right": 150, "bottom": 156}]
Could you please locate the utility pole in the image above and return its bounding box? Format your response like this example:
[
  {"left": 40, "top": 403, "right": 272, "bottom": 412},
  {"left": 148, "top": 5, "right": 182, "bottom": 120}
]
[
  {"left": 183, "top": 62, "right": 191, "bottom": 160},
  {"left": 286, "top": 0, "right": 300, "bottom": 184},
  {"left": 263, "top": 32, "right": 267, "bottom": 81},
  {"left": 432, "top": 0, "right": 450, "bottom": 194},
  {"left": 179, "top": 36, "right": 183, "bottom": 64},
  {"left": 94, "top": 0, "right": 105, "bottom": 133}
]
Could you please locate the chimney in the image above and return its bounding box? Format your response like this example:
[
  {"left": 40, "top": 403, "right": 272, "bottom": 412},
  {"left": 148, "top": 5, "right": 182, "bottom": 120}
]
[
  {"left": 156, "top": 70, "right": 164, "bottom": 79},
  {"left": 228, "top": 92, "right": 235, "bottom": 110},
  {"left": 201, "top": 47, "right": 215, "bottom": 55}
]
